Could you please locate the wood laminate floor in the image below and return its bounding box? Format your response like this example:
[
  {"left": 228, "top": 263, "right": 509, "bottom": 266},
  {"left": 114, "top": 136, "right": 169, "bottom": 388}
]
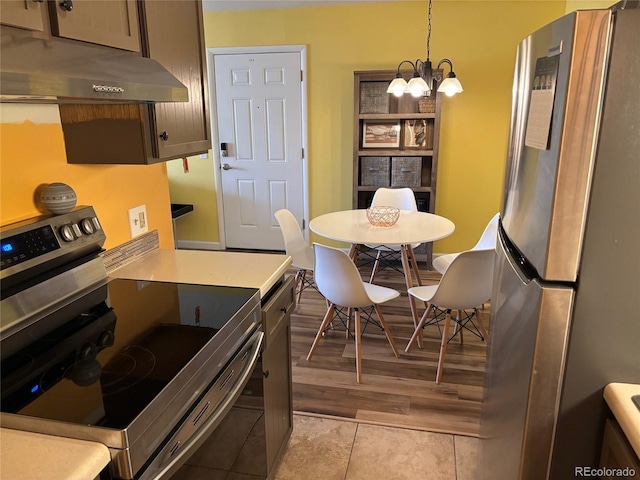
[{"left": 289, "top": 259, "right": 488, "bottom": 437}]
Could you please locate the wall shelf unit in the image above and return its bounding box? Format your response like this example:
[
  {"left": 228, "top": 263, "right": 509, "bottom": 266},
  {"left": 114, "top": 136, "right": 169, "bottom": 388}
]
[{"left": 353, "top": 69, "right": 443, "bottom": 265}]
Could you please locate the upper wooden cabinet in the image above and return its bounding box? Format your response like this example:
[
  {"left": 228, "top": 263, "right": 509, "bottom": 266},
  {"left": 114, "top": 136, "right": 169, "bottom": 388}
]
[
  {"left": 49, "top": 0, "right": 141, "bottom": 52},
  {"left": 62, "top": 0, "right": 211, "bottom": 164},
  {"left": 1, "top": 0, "right": 212, "bottom": 165},
  {"left": 139, "top": 0, "right": 211, "bottom": 161},
  {"left": 0, "top": 0, "right": 47, "bottom": 32},
  {"left": 0, "top": 0, "right": 140, "bottom": 51}
]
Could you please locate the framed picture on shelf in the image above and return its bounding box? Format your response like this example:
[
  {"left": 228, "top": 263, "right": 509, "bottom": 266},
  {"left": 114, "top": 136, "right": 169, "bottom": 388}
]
[
  {"left": 403, "top": 119, "right": 428, "bottom": 148},
  {"left": 362, "top": 121, "right": 401, "bottom": 148}
]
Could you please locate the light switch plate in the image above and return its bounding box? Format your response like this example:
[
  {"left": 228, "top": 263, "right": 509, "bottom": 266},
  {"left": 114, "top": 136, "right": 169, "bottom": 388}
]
[{"left": 128, "top": 205, "right": 148, "bottom": 238}]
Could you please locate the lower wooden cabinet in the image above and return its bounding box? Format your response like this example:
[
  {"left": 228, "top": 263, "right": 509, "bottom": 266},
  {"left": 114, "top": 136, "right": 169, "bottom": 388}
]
[
  {"left": 599, "top": 418, "right": 640, "bottom": 479},
  {"left": 261, "top": 275, "right": 295, "bottom": 474}
]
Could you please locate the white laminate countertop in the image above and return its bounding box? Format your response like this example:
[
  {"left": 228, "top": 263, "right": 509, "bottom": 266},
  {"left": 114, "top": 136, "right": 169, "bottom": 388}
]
[
  {"left": 1, "top": 249, "right": 292, "bottom": 479},
  {"left": 604, "top": 383, "right": 640, "bottom": 458},
  {"left": 109, "top": 249, "right": 292, "bottom": 298},
  {"left": 0, "top": 429, "right": 111, "bottom": 480}
]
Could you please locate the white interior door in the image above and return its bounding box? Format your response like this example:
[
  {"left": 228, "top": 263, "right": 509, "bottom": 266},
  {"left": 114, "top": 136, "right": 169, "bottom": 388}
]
[{"left": 213, "top": 50, "right": 305, "bottom": 250}]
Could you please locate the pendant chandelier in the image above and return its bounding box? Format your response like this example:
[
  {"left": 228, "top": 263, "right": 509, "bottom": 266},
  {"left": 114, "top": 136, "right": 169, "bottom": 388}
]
[{"left": 386, "top": 0, "right": 463, "bottom": 98}]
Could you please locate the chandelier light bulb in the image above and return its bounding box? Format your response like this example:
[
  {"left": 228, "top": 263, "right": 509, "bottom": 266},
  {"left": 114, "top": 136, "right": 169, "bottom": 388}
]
[
  {"left": 437, "top": 76, "right": 464, "bottom": 97},
  {"left": 407, "top": 76, "right": 429, "bottom": 97},
  {"left": 387, "top": 77, "right": 409, "bottom": 97}
]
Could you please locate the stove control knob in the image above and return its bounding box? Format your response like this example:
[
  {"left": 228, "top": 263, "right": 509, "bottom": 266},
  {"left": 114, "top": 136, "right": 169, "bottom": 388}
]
[
  {"left": 79, "top": 218, "right": 95, "bottom": 235},
  {"left": 59, "top": 224, "right": 76, "bottom": 242},
  {"left": 79, "top": 343, "right": 97, "bottom": 359},
  {"left": 97, "top": 331, "right": 115, "bottom": 348},
  {"left": 91, "top": 217, "right": 102, "bottom": 231}
]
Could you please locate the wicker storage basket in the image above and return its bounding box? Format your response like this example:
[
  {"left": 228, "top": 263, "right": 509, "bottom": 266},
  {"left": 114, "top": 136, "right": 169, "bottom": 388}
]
[
  {"left": 418, "top": 97, "right": 436, "bottom": 113},
  {"left": 361, "top": 157, "right": 390, "bottom": 186},
  {"left": 391, "top": 157, "right": 422, "bottom": 187}
]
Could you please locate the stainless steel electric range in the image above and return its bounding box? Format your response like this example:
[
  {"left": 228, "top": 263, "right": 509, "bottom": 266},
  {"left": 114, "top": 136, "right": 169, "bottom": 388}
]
[{"left": 0, "top": 207, "right": 263, "bottom": 479}]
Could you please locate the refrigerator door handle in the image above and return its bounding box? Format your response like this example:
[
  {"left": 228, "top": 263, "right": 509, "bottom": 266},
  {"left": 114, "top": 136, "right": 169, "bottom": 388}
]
[{"left": 499, "top": 225, "right": 534, "bottom": 285}]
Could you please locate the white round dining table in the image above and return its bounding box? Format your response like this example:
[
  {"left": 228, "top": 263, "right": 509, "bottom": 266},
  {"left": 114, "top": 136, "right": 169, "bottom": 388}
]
[
  {"left": 310, "top": 209, "right": 455, "bottom": 349},
  {"left": 309, "top": 209, "right": 455, "bottom": 247}
]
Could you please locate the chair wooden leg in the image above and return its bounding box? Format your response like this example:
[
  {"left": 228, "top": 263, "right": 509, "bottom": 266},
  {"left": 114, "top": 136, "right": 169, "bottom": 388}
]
[
  {"left": 369, "top": 250, "right": 381, "bottom": 283},
  {"left": 407, "top": 245, "right": 423, "bottom": 286},
  {"left": 457, "top": 310, "right": 464, "bottom": 345},
  {"left": 435, "top": 312, "right": 452, "bottom": 384},
  {"left": 307, "top": 303, "right": 335, "bottom": 361},
  {"left": 405, "top": 303, "right": 431, "bottom": 352},
  {"left": 373, "top": 304, "right": 398, "bottom": 358},
  {"left": 296, "top": 269, "right": 306, "bottom": 304},
  {"left": 346, "top": 308, "right": 353, "bottom": 339},
  {"left": 474, "top": 308, "right": 489, "bottom": 340},
  {"left": 354, "top": 308, "right": 363, "bottom": 383},
  {"left": 294, "top": 270, "right": 302, "bottom": 297}
]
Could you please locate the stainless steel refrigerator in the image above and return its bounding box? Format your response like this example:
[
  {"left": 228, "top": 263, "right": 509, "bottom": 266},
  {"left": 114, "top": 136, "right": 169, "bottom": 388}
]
[{"left": 477, "top": 2, "right": 640, "bottom": 479}]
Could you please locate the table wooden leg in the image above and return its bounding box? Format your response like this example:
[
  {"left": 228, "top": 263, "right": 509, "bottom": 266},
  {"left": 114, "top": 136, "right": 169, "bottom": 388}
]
[
  {"left": 408, "top": 245, "right": 423, "bottom": 286},
  {"left": 355, "top": 308, "right": 362, "bottom": 383},
  {"left": 400, "top": 245, "right": 423, "bottom": 349},
  {"left": 348, "top": 243, "right": 358, "bottom": 262}
]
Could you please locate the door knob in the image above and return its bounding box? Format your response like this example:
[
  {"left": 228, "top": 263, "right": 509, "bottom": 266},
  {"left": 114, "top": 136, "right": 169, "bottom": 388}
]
[
  {"left": 59, "top": 0, "right": 73, "bottom": 11},
  {"left": 159, "top": 131, "right": 169, "bottom": 141},
  {"left": 222, "top": 163, "right": 231, "bottom": 170}
]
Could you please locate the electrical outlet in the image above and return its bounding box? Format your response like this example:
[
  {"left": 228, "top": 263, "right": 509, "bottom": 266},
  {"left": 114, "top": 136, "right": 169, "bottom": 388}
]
[{"left": 128, "top": 205, "right": 148, "bottom": 238}]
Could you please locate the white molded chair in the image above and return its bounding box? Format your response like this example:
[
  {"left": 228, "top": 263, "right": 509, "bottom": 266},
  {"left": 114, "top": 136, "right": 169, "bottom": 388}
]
[
  {"left": 406, "top": 249, "right": 495, "bottom": 384},
  {"left": 306, "top": 243, "right": 399, "bottom": 383},
  {"left": 275, "top": 209, "right": 317, "bottom": 303},
  {"left": 367, "top": 187, "right": 422, "bottom": 283},
  {"left": 432, "top": 213, "right": 499, "bottom": 275}
]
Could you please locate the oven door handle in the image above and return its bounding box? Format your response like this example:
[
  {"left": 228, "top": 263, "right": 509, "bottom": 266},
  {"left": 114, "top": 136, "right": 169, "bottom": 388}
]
[{"left": 138, "top": 327, "right": 264, "bottom": 480}]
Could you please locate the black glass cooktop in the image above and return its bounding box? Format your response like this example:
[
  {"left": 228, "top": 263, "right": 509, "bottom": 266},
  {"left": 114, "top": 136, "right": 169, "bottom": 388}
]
[{"left": 0, "top": 279, "right": 258, "bottom": 428}]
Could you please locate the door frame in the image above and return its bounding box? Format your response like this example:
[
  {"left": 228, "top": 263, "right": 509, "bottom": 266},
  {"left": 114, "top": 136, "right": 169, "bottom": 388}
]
[{"left": 207, "top": 45, "right": 309, "bottom": 250}]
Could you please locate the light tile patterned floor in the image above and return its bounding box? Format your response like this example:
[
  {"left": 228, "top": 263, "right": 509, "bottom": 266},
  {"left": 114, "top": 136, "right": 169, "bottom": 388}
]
[{"left": 274, "top": 415, "right": 478, "bottom": 480}]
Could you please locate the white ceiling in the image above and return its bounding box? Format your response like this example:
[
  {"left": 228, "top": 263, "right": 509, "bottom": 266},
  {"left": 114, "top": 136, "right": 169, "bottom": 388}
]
[{"left": 202, "top": 0, "right": 403, "bottom": 12}]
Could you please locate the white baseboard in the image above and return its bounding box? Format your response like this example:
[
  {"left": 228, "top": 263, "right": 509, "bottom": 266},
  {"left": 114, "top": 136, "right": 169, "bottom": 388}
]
[{"left": 175, "top": 240, "right": 222, "bottom": 251}]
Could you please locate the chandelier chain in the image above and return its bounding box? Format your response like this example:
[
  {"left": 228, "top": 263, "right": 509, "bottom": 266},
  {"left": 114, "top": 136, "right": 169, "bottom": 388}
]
[{"left": 426, "top": 0, "right": 432, "bottom": 61}]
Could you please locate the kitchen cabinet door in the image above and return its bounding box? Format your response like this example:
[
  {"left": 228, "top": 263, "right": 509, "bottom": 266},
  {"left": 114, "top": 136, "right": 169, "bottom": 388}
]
[
  {"left": 0, "top": 0, "right": 47, "bottom": 32},
  {"left": 260, "top": 276, "right": 295, "bottom": 474},
  {"left": 140, "top": 0, "right": 211, "bottom": 161},
  {"left": 262, "top": 317, "right": 293, "bottom": 473},
  {"left": 49, "top": 0, "right": 140, "bottom": 52}
]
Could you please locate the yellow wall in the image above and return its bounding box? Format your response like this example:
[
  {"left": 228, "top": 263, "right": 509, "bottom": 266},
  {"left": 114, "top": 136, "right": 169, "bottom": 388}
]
[
  {"left": 566, "top": 0, "right": 615, "bottom": 13},
  {"left": 169, "top": 0, "right": 568, "bottom": 253},
  {"left": 167, "top": 152, "right": 219, "bottom": 243},
  {"left": 0, "top": 104, "right": 174, "bottom": 250}
]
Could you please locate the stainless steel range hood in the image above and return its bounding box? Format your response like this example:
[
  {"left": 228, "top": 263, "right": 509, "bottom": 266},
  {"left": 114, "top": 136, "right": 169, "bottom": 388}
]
[{"left": 0, "top": 35, "right": 189, "bottom": 104}]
